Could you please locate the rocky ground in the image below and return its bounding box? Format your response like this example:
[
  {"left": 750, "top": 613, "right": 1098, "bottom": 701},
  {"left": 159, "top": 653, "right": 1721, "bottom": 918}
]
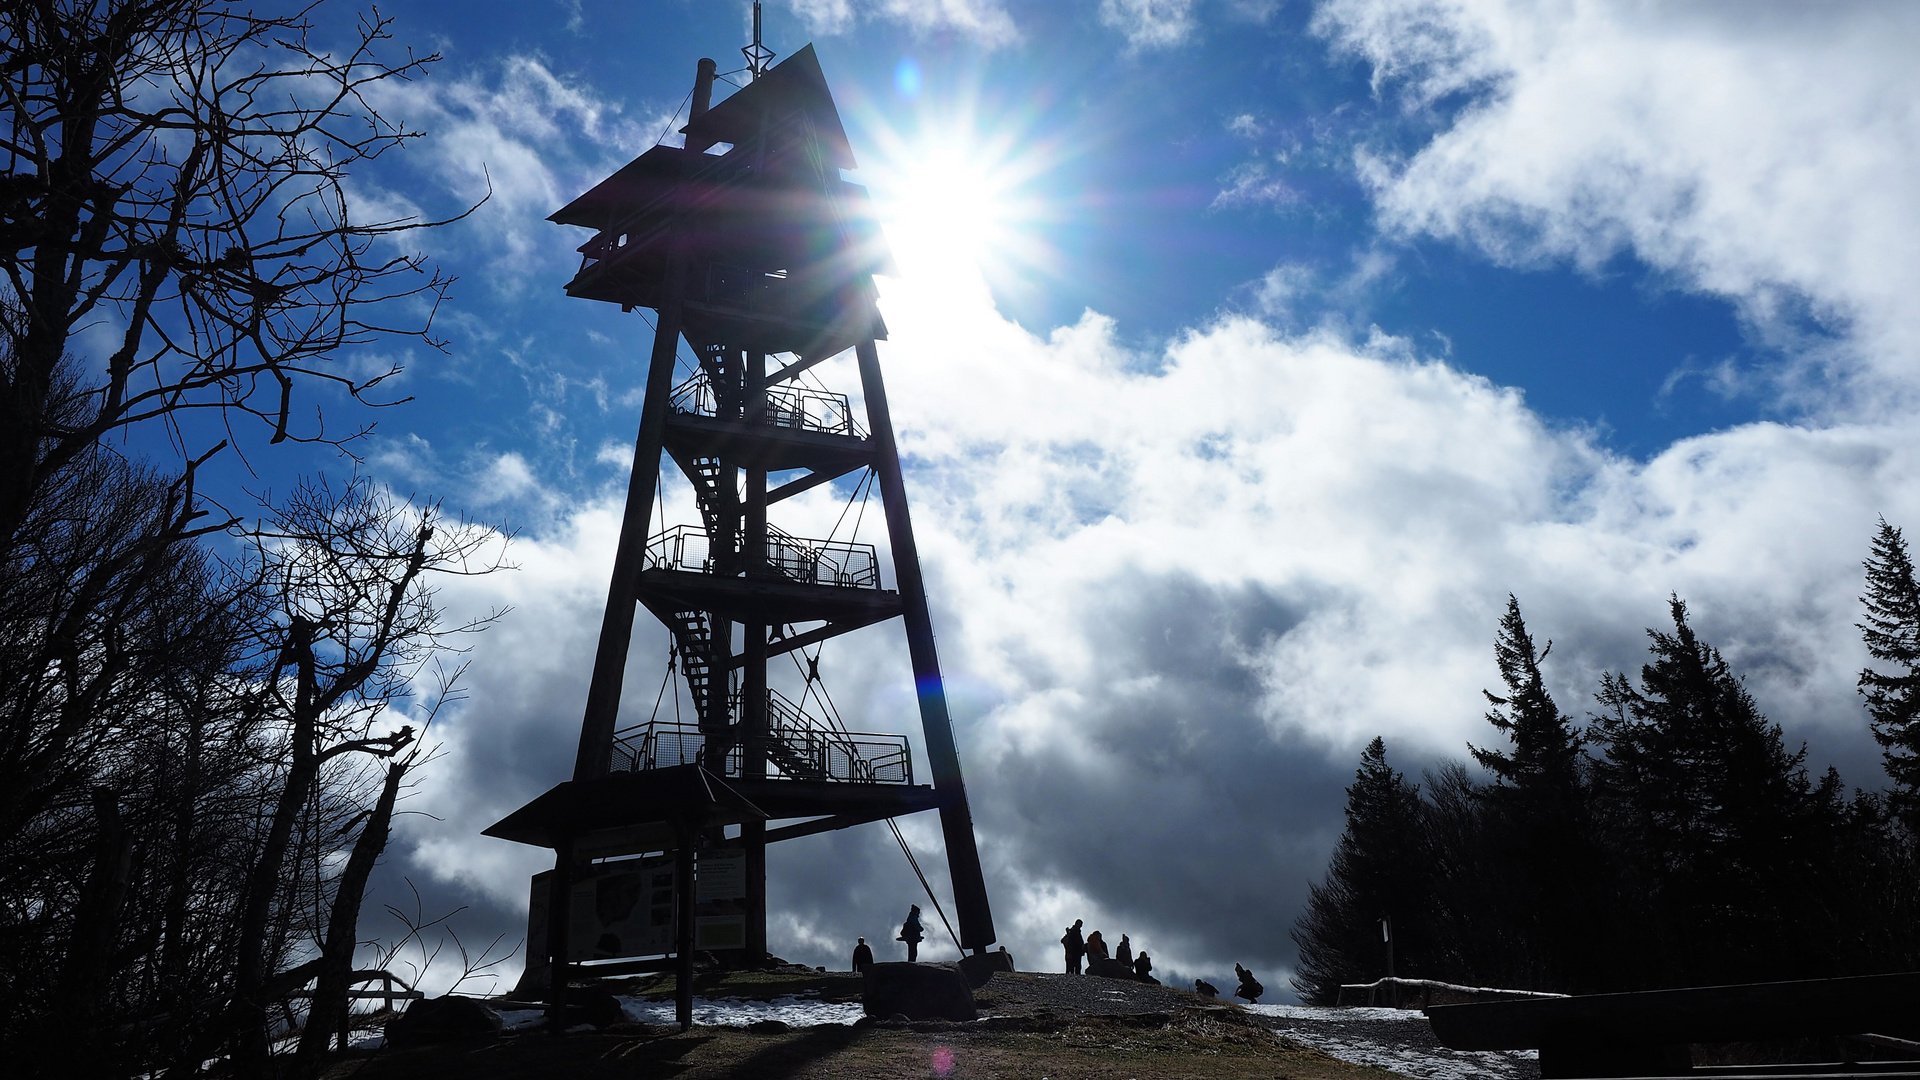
[{"left": 321, "top": 969, "right": 1515, "bottom": 1080}]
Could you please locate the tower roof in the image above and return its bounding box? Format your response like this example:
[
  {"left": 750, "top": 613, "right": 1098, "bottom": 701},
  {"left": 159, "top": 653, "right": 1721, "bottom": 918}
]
[{"left": 684, "top": 45, "right": 855, "bottom": 170}]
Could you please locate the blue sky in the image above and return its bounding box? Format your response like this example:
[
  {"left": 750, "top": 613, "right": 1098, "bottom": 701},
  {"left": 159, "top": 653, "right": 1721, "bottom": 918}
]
[{"left": 152, "top": 0, "right": 1920, "bottom": 997}]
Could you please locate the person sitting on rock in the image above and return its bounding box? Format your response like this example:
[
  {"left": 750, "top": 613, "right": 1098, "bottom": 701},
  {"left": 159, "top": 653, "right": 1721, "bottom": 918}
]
[
  {"left": 1061, "top": 919, "right": 1085, "bottom": 974},
  {"left": 898, "top": 905, "right": 925, "bottom": 962},
  {"left": 852, "top": 936, "right": 874, "bottom": 972},
  {"left": 1133, "top": 951, "right": 1155, "bottom": 984},
  {"left": 1195, "top": 979, "right": 1219, "bottom": 998},
  {"left": 1115, "top": 934, "right": 1132, "bottom": 967},
  {"left": 1084, "top": 930, "right": 1109, "bottom": 963},
  {"left": 1234, "top": 963, "right": 1264, "bottom": 1004}
]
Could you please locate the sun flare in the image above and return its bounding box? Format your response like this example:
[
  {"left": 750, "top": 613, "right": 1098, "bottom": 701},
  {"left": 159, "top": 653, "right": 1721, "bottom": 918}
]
[{"left": 861, "top": 107, "right": 1064, "bottom": 293}]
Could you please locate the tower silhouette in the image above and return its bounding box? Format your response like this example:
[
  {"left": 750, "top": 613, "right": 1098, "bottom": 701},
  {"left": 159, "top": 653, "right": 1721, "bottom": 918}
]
[{"left": 486, "top": 43, "right": 996, "bottom": 1024}]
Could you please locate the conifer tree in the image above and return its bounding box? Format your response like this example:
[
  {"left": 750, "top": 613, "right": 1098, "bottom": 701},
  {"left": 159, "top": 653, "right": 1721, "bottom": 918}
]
[
  {"left": 1465, "top": 596, "right": 1596, "bottom": 990},
  {"left": 1473, "top": 596, "right": 1582, "bottom": 798},
  {"left": 1590, "top": 596, "right": 1818, "bottom": 984},
  {"left": 1291, "top": 737, "right": 1435, "bottom": 1002},
  {"left": 1858, "top": 518, "right": 1920, "bottom": 830}
]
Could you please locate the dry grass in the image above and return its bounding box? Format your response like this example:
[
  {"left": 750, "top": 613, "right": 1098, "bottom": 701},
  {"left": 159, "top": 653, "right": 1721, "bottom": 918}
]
[{"left": 336, "top": 1011, "right": 1394, "bottom": 1080}]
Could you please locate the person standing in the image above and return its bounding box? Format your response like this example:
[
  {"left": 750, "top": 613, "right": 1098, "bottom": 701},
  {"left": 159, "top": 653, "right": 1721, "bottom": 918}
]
[
  {"left": 1115, "top": 934, "right": 1132, "bottom": 967},
  {"left": 898, "top": 905, "right": 925, "bottom": 963},
  {"left": 851, "top": 937, "right": 874, "bottom": 972},
  {"left": 1061, "top": 919, "right": 1085, "bottom": 974}
]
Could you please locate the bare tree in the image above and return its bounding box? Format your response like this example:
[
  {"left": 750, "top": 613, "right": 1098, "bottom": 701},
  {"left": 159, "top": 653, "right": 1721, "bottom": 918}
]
[
  {"left": 0, "top": 0, "right": 466, "bottom": 542},
  {"left": 225, "top": 474, "right": 504, "bottom": 1075}
]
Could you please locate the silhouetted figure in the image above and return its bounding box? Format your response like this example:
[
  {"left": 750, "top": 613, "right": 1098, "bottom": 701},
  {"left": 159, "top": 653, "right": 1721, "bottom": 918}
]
[
  {"left": 1195, "top": 979, "right": 1219, "bottom": 999},
  {"left": 898, "top": 905, "right": 925, "bottom": 963},
  {"left": 1085, "top": 930, "right": 1109, "bottom": 962},
  {"left": 1115, "top": 934, "right": 1132, "bottom": 967},
  {"left": 1061, "top": 919, "right": 1085, "bottom": 974},
  {"left": 1234, "top": 963, "right": 1263, "bottom": 1004},
  {"left": 1134, "top": 952, "right": 1155, "bottom": 983},
  {"left": 851, "top": 937, "right": 874, "bottom": 972}
]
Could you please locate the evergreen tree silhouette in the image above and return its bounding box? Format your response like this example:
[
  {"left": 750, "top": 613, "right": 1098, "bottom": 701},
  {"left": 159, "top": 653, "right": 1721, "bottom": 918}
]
[
  {"left": 1473, "top": 595, "right": 1583, "bottom": 798},
  {"left": 1291, "top": 737, "right": 1434, "bottom": 1002},
  {"left": 1591, "top": 596, "right": 1819, "bottom": 984},
  {"left": 1464, "top": 596, "right": 1599, "bottom": 991},
  {"left": 1859, "top": 518, "right": 1920, "bottom": 832}
]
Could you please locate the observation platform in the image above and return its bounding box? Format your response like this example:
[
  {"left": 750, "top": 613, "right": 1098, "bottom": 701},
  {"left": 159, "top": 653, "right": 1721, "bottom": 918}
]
[{"left": 636, "top": 524, "right": 901, "bottom": 631}]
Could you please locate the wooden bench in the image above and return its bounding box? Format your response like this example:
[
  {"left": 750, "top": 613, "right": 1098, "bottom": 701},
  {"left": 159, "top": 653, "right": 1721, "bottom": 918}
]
[{"left": 1425, "top": 972, "right": 1920, "bottom": 1078}]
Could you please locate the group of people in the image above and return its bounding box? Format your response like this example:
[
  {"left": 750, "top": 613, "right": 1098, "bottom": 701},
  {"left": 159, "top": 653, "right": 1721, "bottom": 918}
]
[
  {"left": 1058, "top": 918, "right": 1155, "bottom": 982},
  {"left": 850, "top": 904, "right": 926, "bottom": 971},
  {"left": 1194, "top": 964, "right": 1265, "bottom": 1004}
]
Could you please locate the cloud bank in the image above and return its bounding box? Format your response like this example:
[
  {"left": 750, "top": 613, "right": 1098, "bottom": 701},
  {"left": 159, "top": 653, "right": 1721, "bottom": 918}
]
[
  {"left": 1316, "top": 0, "right": 1920, "bottom": 412},
  {"left": 361, "top": 4, "right": 1920, "bottom": 998}
]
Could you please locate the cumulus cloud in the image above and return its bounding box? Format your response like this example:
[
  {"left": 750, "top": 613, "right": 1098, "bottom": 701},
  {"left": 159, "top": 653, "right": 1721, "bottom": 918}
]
[
  {"left": 385, "top": 242, "right": 1920, "bottom": 993},
  {"left": 784, "top": 0, "right": 1020, "bottom": 47},
  {"left": 359, "top": 55, "right": 653, "bottom": 296},
  {"left": 1101, "top": 0, "right": 1201, "bottom": 50},
  {"left": 361, "top": 3, "right": 1920, "bottom": 998},
  {"left": 1313, "top": 0, "right": 1920, "bottom": 412}
]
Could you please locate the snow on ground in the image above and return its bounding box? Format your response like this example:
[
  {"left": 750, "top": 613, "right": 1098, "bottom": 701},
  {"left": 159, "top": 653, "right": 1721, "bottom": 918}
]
[
  {"left": 616, "top": 994, "right": 867, "bottom": 1028},
  {"left": 1247, "top": 1004, "right": 1539, "bottom": 1080}
]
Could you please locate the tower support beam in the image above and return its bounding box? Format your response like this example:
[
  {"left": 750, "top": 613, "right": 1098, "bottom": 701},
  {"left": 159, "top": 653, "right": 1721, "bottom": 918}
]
[
  {"left": 855, "top": 338, "right": 997, "bottom": 952},
  {"left": 575, "top": 275, "right": 685, "bottom": 781}
]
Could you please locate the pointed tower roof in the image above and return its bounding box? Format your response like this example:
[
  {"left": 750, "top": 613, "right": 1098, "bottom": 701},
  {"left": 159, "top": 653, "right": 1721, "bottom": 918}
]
[{"left": 683, "top": 45, "right": 856, "bottom": 170}]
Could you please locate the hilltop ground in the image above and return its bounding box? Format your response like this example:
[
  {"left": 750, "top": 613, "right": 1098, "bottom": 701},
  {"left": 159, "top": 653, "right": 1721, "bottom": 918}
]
[{"left": 323, "top": 969, "right": 1411, "bottom": 1080}]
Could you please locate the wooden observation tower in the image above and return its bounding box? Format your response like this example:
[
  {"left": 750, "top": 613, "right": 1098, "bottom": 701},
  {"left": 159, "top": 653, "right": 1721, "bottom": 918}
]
[{"left": 485, "top": 28, "right": 998, "bottom": 1027}]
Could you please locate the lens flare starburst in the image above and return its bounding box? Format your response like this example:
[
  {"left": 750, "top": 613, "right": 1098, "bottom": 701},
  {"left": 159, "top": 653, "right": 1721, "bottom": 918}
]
[{"left": 857, "top": 90, "right": 1069, "bottom": 299}]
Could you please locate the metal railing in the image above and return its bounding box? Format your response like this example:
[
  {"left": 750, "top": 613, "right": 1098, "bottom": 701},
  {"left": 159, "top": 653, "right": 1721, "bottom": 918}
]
[
  {"left": 645, "top": 524, "right": 880, "bottom": 590},
  {"left": 670, "top": 371, "right": 863, "bottom": 438},
  {"left": 610, "top": 694, "right": 911, "bottom": 785}
]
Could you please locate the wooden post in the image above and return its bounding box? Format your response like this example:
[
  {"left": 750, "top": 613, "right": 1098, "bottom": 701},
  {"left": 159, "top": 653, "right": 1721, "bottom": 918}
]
[
  {"left": 675, "top": 826, "right": 698, "bottom": 1031},
  {"left": 546, "top": 837, "right": 575, "bottom": 1033},
  {"left": 742, "top": 351, "right": 769, "bottom": 966}
]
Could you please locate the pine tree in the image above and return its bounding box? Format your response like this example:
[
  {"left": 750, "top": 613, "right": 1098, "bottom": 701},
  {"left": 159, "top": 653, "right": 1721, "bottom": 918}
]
[
  {"left": 1464, "top": 596, "right": 1597, "bottom": 991},
  {"left": 1590, "top": 596, "right": 1819, "bottom": 984},
  {"left": 1473, "top": 596, "right": 1582, "bottom": 798},
  {"left": 1859, "top": 518, "right": 1920, "bottom": 830},
  {"left": 1291, "top": 737, "right": 1436, "bottom": 1002}
]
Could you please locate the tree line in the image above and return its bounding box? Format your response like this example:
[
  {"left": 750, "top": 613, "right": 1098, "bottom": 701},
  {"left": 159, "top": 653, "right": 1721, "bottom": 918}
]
[
  {"left": 1292, "top": 523, "right": 1920, "bottom": 1001},
  {"left": 2, "top": 2, "right": 500, "bottom": 1075}
]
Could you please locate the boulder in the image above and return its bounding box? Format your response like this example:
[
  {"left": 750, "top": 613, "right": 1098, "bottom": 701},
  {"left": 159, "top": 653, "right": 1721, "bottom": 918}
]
[
  {"left": 1088, "top": 957, "right": 1137, "bottom": 981},
  {"left": 957, "top": 950, "right": 1016, "bottom": 988},
  {"left": 384, "top": 995, "right": 502, "bottom": 1047},
  {"left": 862, "top": 962, "right": 976, "bottom": 1021},
  {"left": 567, "top": 984, "right": 626, "bottom": 1028}
]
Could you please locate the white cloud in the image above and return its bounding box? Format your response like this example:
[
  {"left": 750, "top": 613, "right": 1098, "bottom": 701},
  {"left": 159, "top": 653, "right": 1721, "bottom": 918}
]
[
  {"left": 359, "top": 55, "right": 653, "bottom": 297},
  {"left": 392, "top": 243, "right": 1920, "bottom": 991},
  {"left": 783, "top": 0, "right": 1020, "bottom": 47},
  {"left": 1313, "top": 0, "right": 1920, "bottom": 413},
  {"left": 1213, "top": 159, "right": 1301, "bottom": 209},
  {"left": 369, "top": 3, "right": 1920, "bottom": 995},
  {"left": 1101, "top": 0, "right": 1201, "bottom": 50}
]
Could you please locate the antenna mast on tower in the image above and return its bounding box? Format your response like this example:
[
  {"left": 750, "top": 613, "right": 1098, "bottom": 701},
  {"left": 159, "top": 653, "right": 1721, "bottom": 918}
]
[{"left": 743, "top": 1, "right": 775, "bottom": 80}]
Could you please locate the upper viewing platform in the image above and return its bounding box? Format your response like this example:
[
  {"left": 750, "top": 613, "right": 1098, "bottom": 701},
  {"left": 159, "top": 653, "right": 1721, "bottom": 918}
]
[{"left": 549, "top": 46, "right": 893, "bottom": 359}]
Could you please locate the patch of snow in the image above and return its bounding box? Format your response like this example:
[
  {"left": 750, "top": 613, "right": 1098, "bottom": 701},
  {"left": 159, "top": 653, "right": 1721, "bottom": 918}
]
[
  {"left": 615, "top": 993, "right": 866, "bottom": 1028},
  {"left": 1245, "top": 1004, "right": 1538, "bottom": 1080},
  {"left": 498, "top": 1007, "right": 548, "bottom": 1032},
  {"left": 1253, "top": 1005, "right": 1425, "bottom": 1022}
]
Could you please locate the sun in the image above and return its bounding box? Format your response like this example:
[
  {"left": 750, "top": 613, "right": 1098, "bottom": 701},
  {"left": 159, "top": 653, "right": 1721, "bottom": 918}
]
[{"left": 858, "top": 102, "right": 1064, "bottom": 295}]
